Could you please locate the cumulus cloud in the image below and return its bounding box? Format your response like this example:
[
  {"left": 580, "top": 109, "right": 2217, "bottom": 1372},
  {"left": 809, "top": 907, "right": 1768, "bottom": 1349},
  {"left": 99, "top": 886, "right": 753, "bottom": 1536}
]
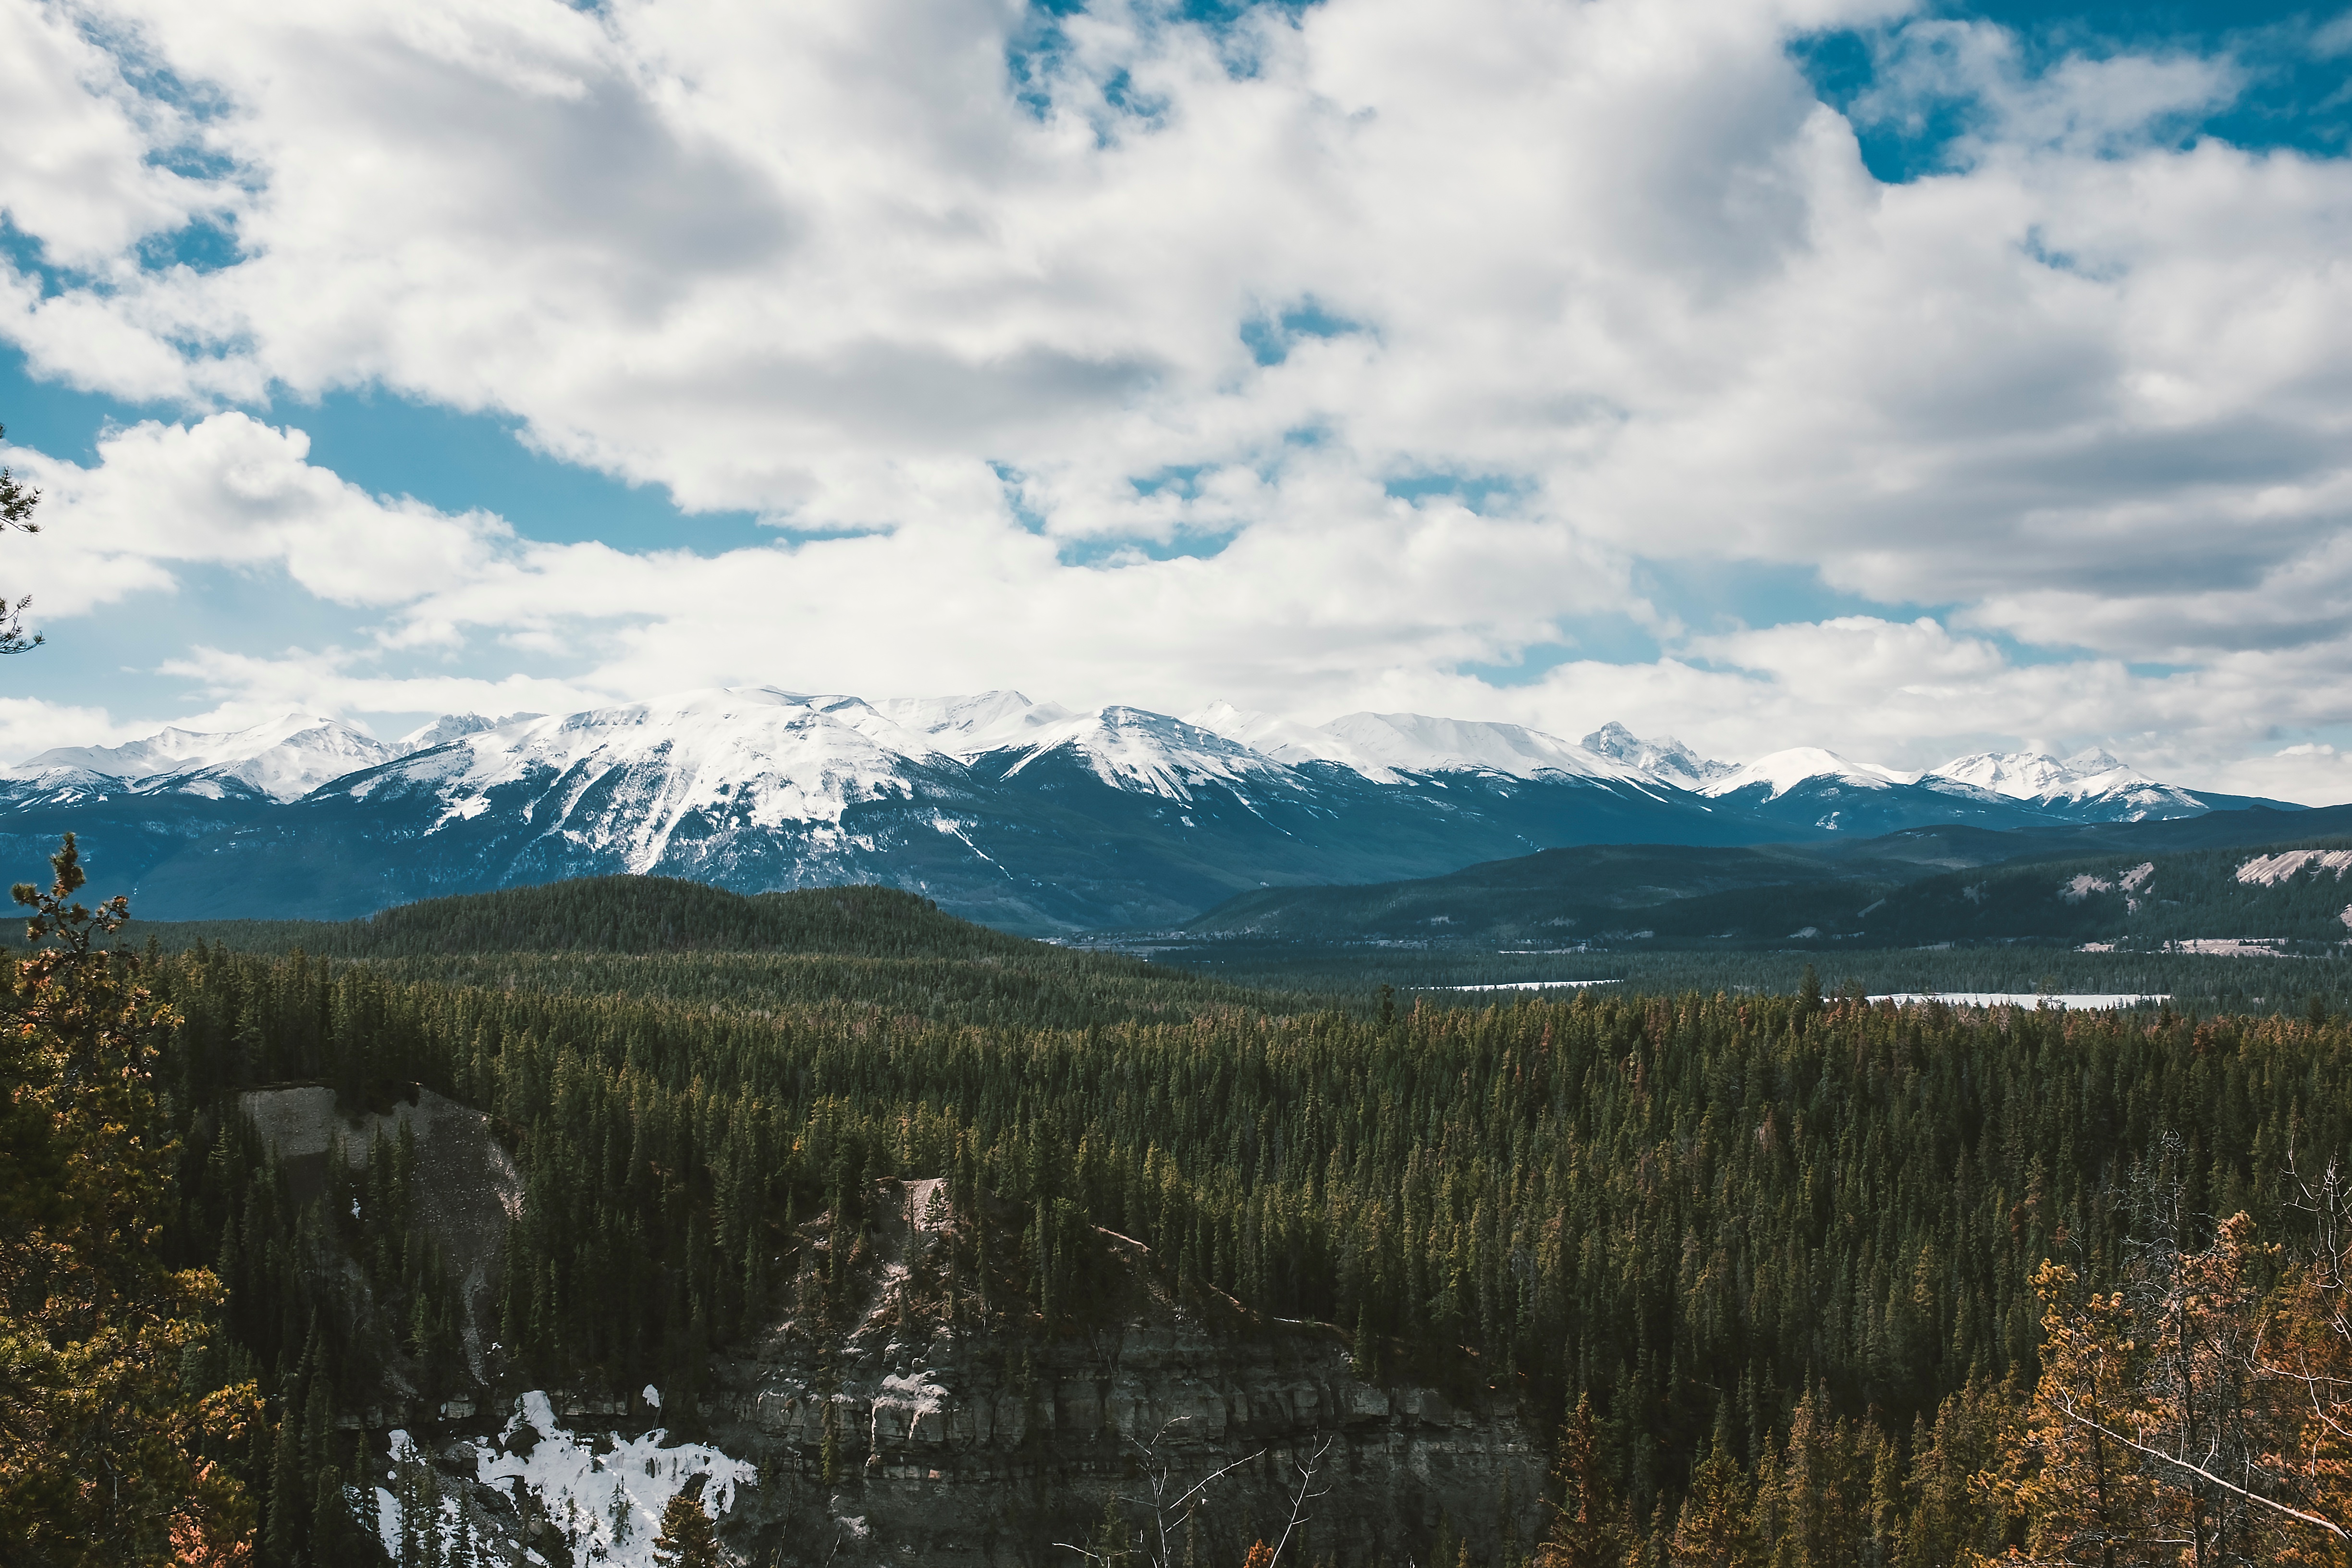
[
  {"left": 5, "top": 414, "right": 513, "bottom": 615},
  {"left": 1, "top": 0, "right": 2349, "bottom": 795}
]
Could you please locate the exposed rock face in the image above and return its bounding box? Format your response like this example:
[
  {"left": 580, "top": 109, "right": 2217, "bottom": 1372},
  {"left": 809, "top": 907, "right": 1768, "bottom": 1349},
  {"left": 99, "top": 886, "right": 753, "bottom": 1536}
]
[
  {"left": 270, "top": 1136, "right": 1543, "bottom": 1565},
  {"left": 698, "top": 1180, "right": 1547, "bottom": 1565},
  {"left": 709, "top": 1320, "right": 1544, "bottom": 1565}
]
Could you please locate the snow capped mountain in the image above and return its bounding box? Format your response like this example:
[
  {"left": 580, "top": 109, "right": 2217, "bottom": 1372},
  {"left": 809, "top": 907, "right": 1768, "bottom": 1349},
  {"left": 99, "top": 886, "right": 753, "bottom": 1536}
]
[
  {"left": 15, "top": 713, "right": 395, "bottom": 802},
  {"left": 5, "top": 686, "right": 2301, "bottom": 929},
  {"left": 985, "top": 705, "right": 1299, "bottom": 800},
  {"left": 1185, "top": 705, "right": 1661, "bottom": 786},
  {"left": 1699, "top": 747, "right": 1920, "bottom": 801},
  {"left": 871, "top": 691, "right": 1079, "bottom": 754},
  {"left": 1930, "top": 747, "right": 2206, "bottom": 821},
  {"left": 1182, "top": 702, "right": 1413, "bottom": 780},
  {"left": 338, "top": 688, "right": 958, "bottom": 871},
  {"left": 396, "top": 712, "right": 545, "bottom": 753},
  {"left": 1579, "top": 722, "right": 1735, "bottom": 788},
  {"left": 1314, "top": 712, "right": 1653, "bottom": 784}
]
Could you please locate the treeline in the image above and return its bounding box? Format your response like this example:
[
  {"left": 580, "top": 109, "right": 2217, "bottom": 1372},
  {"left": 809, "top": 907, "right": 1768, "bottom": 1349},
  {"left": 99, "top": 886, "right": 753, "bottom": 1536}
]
[
  {"left": 134, "top": 930, "right": 2352, "bottom": 1562},
  {"left": 1159, "top": 936, "right": 2352, "bottom": 1018},
  {"left": 134, "top": 877, "right": 1051, "bottom": 961}
]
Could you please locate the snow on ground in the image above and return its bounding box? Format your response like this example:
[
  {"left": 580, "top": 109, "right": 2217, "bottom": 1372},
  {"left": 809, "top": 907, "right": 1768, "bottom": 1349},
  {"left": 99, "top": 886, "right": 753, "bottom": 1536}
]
[
  {"left": 1871, "top": 992, "right": 2169, "bottom": 1009},
  {"left": 1441, "top": 979, "right": 1617, "bottom": 992},
  {"left": 2236, "top": 849, "right": 2352, "bottom": 886},
  {"left": 2163, "top": 939, "right": 2294, "bottom": 956},
  {"left": 375, "top": 1394, "right": 755, "bottom": 1568}
]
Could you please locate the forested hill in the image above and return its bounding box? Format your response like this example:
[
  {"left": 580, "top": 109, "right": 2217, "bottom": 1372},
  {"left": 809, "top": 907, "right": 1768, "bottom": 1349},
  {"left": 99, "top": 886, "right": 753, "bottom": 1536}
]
[
  {"left": 111, "top": 873, "right": 1313, "bottom": 1031},
  {"left": 127, "top": 876, "right": 1043, "bottom": 961},
  {"left": 1192, "top": 825, "right": 2352, "bottom": 951}
]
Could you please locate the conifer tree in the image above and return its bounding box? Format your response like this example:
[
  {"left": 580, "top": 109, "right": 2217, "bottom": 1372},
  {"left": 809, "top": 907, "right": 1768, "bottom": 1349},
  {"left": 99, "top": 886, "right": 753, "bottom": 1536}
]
[
  {"left": 652, "top": 1487, "right": 720, "bottom": 1568},
  {"left": 0, "top": 423, "right": 40, "bottom": 654},
  {"left": 1537, "top": 1394, "right": 1616, "bottom": 1568},
  {"left": 0, "top": 836, "right": 257, "bottom": 1563}
]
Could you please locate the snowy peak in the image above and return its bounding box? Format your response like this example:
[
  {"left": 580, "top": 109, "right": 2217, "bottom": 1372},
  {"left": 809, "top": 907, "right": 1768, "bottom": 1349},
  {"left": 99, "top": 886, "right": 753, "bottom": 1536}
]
[
  {"left": 872, "top": 691, "right": 1079, "bottom": 755},
  {"left": 994, "top": 705, "right": 1295, "bottom": 800},
  {"left": 1316, "top": 711, "right": 1650, "bottom": 784},
  {"left": 1580, "top": 721, "right": 1734, "bottom": 789},
  {"left": 1182, "top": 702, "right": 1407, "bottom": 780},
  {"left": 1927, "top": 747, "right": 2202, "bottom": 820},
  {"left": 18, "top": 712, "right": 395, "bottom": 802},
  {"left": 1701, "top": 747, "right": 1920, "bottom": 801},
  {"left": 1931, "top": 749, "right": 2142, "bottom": 800},
  {"left": 397, "top": 712, "right": 545, "bottom": 753},
  {"left": 338, "top": 687, "right": 960, "bottom": 872}
]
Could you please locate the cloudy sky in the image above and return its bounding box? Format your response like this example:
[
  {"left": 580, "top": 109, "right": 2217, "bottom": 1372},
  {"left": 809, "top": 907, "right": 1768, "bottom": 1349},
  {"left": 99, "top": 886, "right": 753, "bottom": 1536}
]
[{"left": 3, "top": 0, "right": 2350, "bottom": 797}]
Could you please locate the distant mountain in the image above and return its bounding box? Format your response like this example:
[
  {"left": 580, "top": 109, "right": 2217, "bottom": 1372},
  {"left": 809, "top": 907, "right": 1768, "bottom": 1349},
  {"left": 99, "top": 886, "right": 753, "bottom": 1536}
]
[
  {"left": 1190, "top": 807, "right": 2352, "bottom": 949},
  {"left": 1579, "top": 721, "right": 1735, "bottom": 788},
  {"left": 13, "top": 712, "right": 396, "bottom": 802},
  {"left": 0, "top": 690, "right": 2314, "bottom": 931},
  {"left": 1927, "top": 747, "right": 2215, "bottom": 821}
]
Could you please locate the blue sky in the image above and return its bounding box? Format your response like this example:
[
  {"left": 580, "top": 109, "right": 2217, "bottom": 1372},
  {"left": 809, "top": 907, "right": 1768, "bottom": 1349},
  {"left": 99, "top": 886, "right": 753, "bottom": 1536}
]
[{"left": 4, "top": 0, "right": 2352, "bottom": 798}]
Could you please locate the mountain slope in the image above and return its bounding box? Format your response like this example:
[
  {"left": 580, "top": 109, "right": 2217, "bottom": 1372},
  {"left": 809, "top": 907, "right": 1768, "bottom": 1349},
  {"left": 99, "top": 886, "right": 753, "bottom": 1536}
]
[
  {"left": 1189, "top": 808, "right": 2352, "bottom": 948},
  {"left": 15, "top": 712, "right": 396, "bottom": 801}
]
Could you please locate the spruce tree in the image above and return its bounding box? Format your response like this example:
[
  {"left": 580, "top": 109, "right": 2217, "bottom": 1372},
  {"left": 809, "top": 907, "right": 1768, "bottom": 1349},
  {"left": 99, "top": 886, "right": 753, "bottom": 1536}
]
[{"left": 651, "top": 1489, "right": 720, "bottom": 1568}]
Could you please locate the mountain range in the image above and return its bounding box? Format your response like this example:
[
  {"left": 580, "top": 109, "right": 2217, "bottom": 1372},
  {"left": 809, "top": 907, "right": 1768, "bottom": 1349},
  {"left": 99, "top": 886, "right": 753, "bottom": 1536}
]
[{"left": 0, "top": 687, "right": 2299, "bottom": 931}]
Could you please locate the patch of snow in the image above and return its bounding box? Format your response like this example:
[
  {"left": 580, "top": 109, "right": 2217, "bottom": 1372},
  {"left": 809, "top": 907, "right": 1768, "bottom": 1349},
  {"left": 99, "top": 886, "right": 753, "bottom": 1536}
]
[
  {"left": 1874, "top": 992, "right": 2168, "bottom": 1009},
  {"left": 1440, "top": 979, "right": 1616, "bottom": 992},
  {"left": 641, "top": 1384, "right": 661, "bottom": 1411},
  {"left": 461, "top": 1391, "right": 755, "bottom": 1568},
  {"left": 2236, "top": 849, "right": 2352, "bottom": 887},
  {"left": 2165, "top": 938, "right": 2293, "bottom": 956},
  {"left": 2059, "top": 873, "right": 2114, "bottom": 904}
]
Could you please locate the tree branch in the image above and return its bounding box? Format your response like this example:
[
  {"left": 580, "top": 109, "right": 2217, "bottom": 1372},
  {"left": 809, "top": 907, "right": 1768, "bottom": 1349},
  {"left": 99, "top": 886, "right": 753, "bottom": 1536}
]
[{"left": 2050, "top": 1398, "right": 2349, "bottom": 1541}]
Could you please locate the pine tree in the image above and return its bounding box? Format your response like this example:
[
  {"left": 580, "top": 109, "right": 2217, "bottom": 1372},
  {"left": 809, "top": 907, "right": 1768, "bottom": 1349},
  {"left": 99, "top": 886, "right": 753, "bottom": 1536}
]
[
  {"left": 0, "top": 837, "right": 258, "bottom": 1563},
  {"left": 651, "top": 1488, "right": 720, "bottom": 1568},
  {"left": 1666, "top": 1433, "right": 1755, "bottom": 1567},
  {"left": 1536, "top": 1394, "right": 1615, "bottom": 1568},
  {"left": 0, "top": 423, "right": 41, "bottom": 653}
]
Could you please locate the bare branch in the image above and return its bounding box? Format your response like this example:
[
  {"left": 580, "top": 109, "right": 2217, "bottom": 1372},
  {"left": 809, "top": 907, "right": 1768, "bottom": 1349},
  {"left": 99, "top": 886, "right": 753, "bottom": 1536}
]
[
  {"left": 2048, "top": 1397, "right": 2350, "bottom": 1541},
  {"left": 1268, "top": 1434, "right": 1336, "bottom": 1568}
]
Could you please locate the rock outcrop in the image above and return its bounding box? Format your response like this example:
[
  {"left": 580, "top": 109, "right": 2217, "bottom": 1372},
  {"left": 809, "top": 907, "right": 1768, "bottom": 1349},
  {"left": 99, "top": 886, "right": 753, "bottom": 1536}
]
[{"left": 698, "top": 1179, "right": 1546, "bottom": 1565}]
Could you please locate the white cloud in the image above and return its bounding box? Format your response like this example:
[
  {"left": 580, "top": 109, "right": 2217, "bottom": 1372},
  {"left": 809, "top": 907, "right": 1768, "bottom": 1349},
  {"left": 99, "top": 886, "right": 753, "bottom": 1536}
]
[
  {"left": 4, "top": 414, "right": 514, "bottom": 615},
  {"left": 0, "top": 696, "right": 150, "bottom": 764},
  {"left": 1, "top": 0, "right": 2349, "bottom": 795}
]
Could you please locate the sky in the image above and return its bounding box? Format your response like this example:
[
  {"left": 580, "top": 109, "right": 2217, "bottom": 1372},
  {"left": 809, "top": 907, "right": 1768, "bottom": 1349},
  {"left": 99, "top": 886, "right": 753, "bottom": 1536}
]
[{"left": 3, "top": 0, "right": 2352, "bottom": 799}]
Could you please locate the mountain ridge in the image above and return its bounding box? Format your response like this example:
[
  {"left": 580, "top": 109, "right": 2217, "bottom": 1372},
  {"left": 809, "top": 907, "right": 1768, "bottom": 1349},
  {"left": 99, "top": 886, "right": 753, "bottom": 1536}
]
[{"left": 1, "top": 687, "right": 2311, "bottom": 931}]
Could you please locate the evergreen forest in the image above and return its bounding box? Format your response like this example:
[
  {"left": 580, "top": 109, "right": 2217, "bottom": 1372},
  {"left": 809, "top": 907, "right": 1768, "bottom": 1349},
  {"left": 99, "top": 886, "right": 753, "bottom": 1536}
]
[{"left": 15, "top": 867, "right": 2352, "bottom": 1564}]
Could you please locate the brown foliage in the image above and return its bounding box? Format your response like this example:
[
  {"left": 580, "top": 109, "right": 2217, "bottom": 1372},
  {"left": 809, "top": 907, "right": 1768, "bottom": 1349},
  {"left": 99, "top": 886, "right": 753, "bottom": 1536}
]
[{"left": 0, "top": 836, "right": 257, "bottom": 1566}]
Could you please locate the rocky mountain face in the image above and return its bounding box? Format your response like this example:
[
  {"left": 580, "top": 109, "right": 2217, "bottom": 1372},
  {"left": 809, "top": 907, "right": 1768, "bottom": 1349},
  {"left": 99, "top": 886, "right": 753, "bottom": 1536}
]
[
  {"left": 2, "top": 688, "right": 2285, "bottom": 931},
  {"left": 699, "top": 1178, "right": 1543, "bottom": 1564}
]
